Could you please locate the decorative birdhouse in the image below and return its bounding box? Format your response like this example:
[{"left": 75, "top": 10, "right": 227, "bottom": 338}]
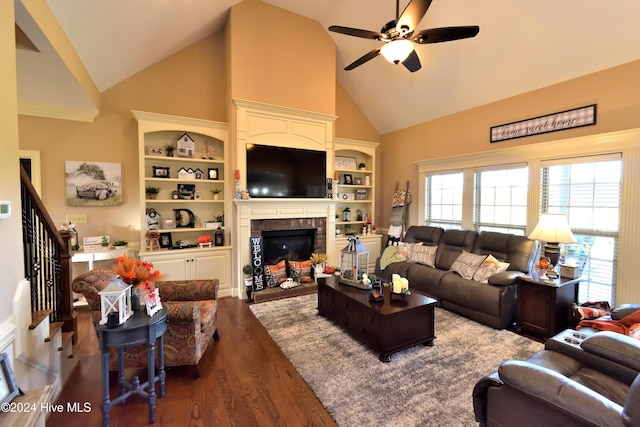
[
  {"left": 340, "top": 236, "right": 370, "bottom": 289},
  {"left": 99, "top": 275, "right": 133, "bottom": 327}
]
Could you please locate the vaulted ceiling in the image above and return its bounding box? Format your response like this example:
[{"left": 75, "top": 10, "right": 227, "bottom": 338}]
[{"left": 14, "top": 0, "right": 640, "bottom": 134}]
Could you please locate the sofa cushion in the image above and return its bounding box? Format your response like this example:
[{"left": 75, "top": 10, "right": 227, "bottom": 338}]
[
  {"left": 403, "top": 226, "right": 444, "bottom": 245},
  {"left": 409, "top": 244, "right": 437, "bottom": 267},
  {"left": 450, "top": 250, "right": 487, "bottom": 280},
  {"left": 473, "top": 231, "right": 538, "bottom": 273},
  {"left": 435, "top": 229, "right": 479, "bottom": 270},
  {"left": 473, "top": 254, "right": 510, "bottom": 282}
]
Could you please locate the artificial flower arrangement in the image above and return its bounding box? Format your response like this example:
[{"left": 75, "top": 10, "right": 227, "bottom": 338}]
[
  {"left": 309, "top": 252, "right": 328, "bottom": 264},
  {"left": 112, "top": 255, "right": 166, "bottom": 312}
]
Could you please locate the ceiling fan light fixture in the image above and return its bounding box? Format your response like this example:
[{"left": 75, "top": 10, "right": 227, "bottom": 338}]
[{"left": 380, "top": 39, "right": 414, "bottom": 64}]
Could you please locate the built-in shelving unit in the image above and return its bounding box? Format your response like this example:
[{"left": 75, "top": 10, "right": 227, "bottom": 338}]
[
  {"left": 133, "top": 110, "right": 232, "bottom": 296},
  {"left": 334, "top": 138, "right": 382, "bottom": 272}
]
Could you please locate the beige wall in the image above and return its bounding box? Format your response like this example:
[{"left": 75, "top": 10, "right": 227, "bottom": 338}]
[
  {"left": 379, "top": 59, "right": 640, "bottom": 229},
  {"left": 228, "top": 0, "right": 336, "bottom": 115},
  {"left": 1, "top": 0, "right": 22, "bottom": 324}
]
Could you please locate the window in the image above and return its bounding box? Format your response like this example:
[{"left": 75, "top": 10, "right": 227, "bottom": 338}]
[
  {"left": 540, "top": 155, "right": 621, "bottom": 303},
  {"left": 473, "top": 165, "right": 528, "bottom": 235},
  {"left": 424, "top": 172, "right": 463, "bottom": 229}
]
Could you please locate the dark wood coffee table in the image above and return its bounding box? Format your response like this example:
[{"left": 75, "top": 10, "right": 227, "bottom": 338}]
[{"left": 317, "top": 276, "right": 437, "bottom": 362}]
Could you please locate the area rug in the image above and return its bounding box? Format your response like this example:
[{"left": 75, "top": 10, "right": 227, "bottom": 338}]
[{"left": 250, "top": 293, "right": 544, "bottom": 426}]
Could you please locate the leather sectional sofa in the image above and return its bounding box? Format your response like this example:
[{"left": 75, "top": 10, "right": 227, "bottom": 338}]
[{"left": 374, "top": 226, "right": 539, "bottom": 329}]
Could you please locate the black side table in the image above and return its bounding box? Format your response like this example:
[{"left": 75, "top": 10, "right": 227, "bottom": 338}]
[
  {"left": 517, "top": 272, "right": 580, "bottom": 339},
  {"left": 96, "top": 306, "right": 168, "bottom": 427}
]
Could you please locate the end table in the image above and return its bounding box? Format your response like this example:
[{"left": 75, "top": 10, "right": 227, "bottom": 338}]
[
  {"left": 95, "top": 306, "right": 168, "bottom": 427},
  {"left": 517, "top": 272, "right": 580, "bottom": 339}
]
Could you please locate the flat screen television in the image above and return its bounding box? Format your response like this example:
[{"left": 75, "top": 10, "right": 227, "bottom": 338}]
[{"left": 247, "top": 144, "right": 327, "bottom": 198}]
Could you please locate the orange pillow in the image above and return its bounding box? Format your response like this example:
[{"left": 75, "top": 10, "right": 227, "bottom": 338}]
[{"left": 289, "top": 260, "right": 313, "bottom": 282}]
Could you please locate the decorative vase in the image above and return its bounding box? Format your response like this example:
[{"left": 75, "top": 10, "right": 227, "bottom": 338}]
[
  {"left": 313, "top": 263, "right": 324, "bottom": 278},
  {"left": 130, "top": 288, "right": 140, "bottom": 312}
]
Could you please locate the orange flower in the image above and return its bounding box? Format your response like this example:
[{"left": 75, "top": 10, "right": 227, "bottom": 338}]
[{"left": 113, "top": 255, "right": 166, "bottom": 287}]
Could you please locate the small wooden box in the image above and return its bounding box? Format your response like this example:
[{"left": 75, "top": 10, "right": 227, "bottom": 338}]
[{"left": 560, "top": 264, "right": 581, "bottom": 279}]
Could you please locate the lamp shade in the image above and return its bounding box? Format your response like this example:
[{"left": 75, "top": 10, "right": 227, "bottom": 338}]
[
  {"left": 380, "top": 40, "right": 414, "bottom": 64},
  {"left": 528, "top": 213, "right": 577, "bottom": 244}
]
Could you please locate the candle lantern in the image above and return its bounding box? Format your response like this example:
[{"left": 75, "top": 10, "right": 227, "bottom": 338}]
[
  {"left": 214, "top": 226, "right": 224, "bottom": 246},
  {"left": 99, "top": 275, "right": 133, "bottom": 327},
  {"left": 340, "top": 235, "right": 370, "bottom": 289},
  {"left": 342, "top": 207, "right": 351, "bottom": 222}
]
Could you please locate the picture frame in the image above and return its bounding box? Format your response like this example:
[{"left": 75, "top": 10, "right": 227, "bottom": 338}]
[
  {"left": 343, "top": 174, "right": 353, "bottom": 185},
  {"left": 354, "top": 177, "right": 362, "bottom": 185},
  {"left": 159, "top": 233, "right": 172, "bottom": 249},
  {"left": 177, "top": 184, "right": 196, "bottom": 200},
  {"left": 356, "top": 189, "right": 367, "bottom": 200},
  {"left": 208, "top": 168, "right": 219, "bottom": 180},
  {"left": 0, "top": 352, "right": 20, "bottom": 404},
  {"left": 146, "top": 145, "right": 164, "bottom": 156},
  {"left": 194, "top": 192, "right": 202, "bottom": 200},
  {"left": 144, "top": 288, "right": 163, "bottom": 317},
  {"left": 335, "top": 156, "right": 357, "bottom": 170},
  {"left": 152, "top": 166, "right": 170, "bottom": 178},
  {"left": 163, "top": 219, "right": 175, "bottom": 229}
]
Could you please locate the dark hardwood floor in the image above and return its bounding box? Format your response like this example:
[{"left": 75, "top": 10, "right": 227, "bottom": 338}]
[{"left": 47, "top": 297, "right": 337, "bottom": 427}]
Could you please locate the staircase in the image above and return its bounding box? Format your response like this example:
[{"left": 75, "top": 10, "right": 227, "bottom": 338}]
[{"left": 0, "top": 167, "right": 80, "bottom": 426}]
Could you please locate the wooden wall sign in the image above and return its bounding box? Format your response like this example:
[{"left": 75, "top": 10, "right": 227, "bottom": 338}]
[
  {"left": 490, "top": 104, "right": 597, "bottom": 143},
  {"left": 250, "top": 236, "right": 266, "bottom": 292}
]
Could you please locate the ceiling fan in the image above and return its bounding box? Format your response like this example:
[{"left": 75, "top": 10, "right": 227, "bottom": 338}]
[{"left": 329, "top": 0, "right": 479, "bottom": 72}]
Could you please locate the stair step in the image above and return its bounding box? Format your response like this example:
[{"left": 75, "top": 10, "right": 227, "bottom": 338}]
[
  {"left": 29, "top": 310, "right": 52, "bottom": 330},
  {"left": 46, "top": 321, "right": 63, "bottom": 343},
  {"left": 59, "top": 331, "right": 74, "bottom": 356}
]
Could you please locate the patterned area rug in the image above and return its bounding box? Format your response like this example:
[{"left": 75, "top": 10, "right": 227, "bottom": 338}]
[{"left": 250, "top": 294, "right": 543, "bottom": 426}]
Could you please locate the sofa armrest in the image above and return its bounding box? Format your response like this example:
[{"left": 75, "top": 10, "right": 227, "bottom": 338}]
[
  {"left": 499, "top": 360, "right": 624, "bottom": 426},
  {"left": 487, "top": 270, "right": 524, "bottom": 286},
  {"left": 581, "top": 331, "right": 640, "bottom": 372},
  {"left": 164, "top": 300, "right": 200, "bottom": 324},
  {"left": 157, "top": 279, "right": 219, "bottom": 301},
  {"left": 472, "top": 371, "right": 503, "bottom": 423}
]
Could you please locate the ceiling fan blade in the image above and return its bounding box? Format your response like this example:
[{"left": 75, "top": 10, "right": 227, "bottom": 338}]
[
  {"left": 412, "top": 26, "right": 480, "bottom": 44},
  {"left": 329, "top": 25, "right": 384, "bottom": 40},
  {"left": 396, "top": 0, "right": 433, "bottom": 34},
  {"left": 402, "top": 49, "right": 422, "bottom": 72},
  {"left": 344, "top": 48, "right": 381, "bottom": 71}
]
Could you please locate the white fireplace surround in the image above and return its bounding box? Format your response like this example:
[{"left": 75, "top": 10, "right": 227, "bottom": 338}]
[{"left": 233, "top": 100, "right": 338, "bottom": 298}]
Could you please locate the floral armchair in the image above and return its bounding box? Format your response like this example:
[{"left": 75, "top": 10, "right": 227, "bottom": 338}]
[{"left": 72, "top": 266, "right": 219, "bottom": 378}]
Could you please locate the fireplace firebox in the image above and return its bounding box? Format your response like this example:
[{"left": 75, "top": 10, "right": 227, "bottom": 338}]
[{"left": 262, "top": 228, "right": 316, "bottom": 264}]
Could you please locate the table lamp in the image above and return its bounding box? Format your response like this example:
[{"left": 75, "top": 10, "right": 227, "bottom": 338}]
[{"left": 528, "top": 213, "right": 577, "bottom": 266}]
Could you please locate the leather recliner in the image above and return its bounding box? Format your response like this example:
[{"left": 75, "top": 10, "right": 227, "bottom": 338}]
[{"left": 473, "top": 329, "right": 640, "bottom": 426}]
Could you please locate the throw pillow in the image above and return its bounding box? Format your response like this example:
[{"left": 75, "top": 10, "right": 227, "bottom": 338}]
[
  {"left": 450, "top": 251, "right": 487, "bottom": 280},
  {"left": 473, "top": 254, "right": 510, "bottom": 282},
  {"left": 572, "top": 303, "right": 610, "bottom": 321},
  {"left": 264, "top": 260, "right": 287, "bottom": 288},
  {"left": 289, "top": 260, "right": 314, "bottom": 283},
  {"left": 397, "top": 241, "right": 414, "bottom": 261},
  {"left": 409, "top": 244, "right": 437, "bottom": 267},
  {"left": 379, "top": 246, "right": 403, "bottom": 270}
]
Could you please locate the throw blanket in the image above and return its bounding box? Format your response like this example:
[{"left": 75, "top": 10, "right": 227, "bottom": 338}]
[
  {"left": 379, "top": 245, "right": 402, "bottom": 270},
  {"left": 578, "top": 309, "right": 640, "bottom": 336}
]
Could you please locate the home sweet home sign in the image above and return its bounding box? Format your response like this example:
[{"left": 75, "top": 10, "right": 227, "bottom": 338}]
[{"left": 490, "top": 104, "right": 597, "bottom": 143}]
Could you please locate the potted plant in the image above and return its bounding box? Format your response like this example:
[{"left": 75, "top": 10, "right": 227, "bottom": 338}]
[
  {"left": 359, "top": 162, "right": 366, "bottom": 170},
  {"left": 243, "top": 264, "right": 254, "bottom": 303},
  {"left": 145, "top": 186, "right": 160, "bottom": 199},
  {"left": 211, "top": 188, "right": 222, "bottom": 200},
  {"left": 113, "top": 240, "right": 128, "bottom": 250},
  {"left": 164, "top": 144, "right": 175, "bottom": 157}
]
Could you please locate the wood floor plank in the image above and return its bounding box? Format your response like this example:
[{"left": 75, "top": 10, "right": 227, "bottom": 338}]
[{"left": 47, "top": 296, "right": 337, "bottom": 426}]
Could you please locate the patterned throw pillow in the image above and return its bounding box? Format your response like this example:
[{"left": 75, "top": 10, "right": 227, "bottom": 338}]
[
  {"left": 264, "top": 260, "right": 287, "bottom": 288},
  {"left": 473, "top": 254, "right": 510, "bottom": 282},
  {"left": 289, "top": 260, "right": 314, "bottom": 283},
  {"left": 450, "top": 251, "right": 487, "bottom": 280},
  {"left": 409, "top": 244, "right": 437, "bottom": 267},
  {"left": 397, "top": 241, "right": 414, "bottom": 261}
]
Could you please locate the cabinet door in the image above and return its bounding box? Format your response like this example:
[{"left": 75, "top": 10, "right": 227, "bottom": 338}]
[
  {"left": 192, "top": 251, "right": 229, "bottom": 283},
  {"left": 142, "top": 254, "right": 189, "bottom": 281}
]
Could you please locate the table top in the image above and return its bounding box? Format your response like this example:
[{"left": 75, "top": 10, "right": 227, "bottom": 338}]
[
  {"left": 320, "top": 276, "right": 437, "bottom": 316},
  {"left": 96, "top": 306, "right": 168, "bottom": 350},
  {"left": 519, "top": 272, "right": 580, "bottom": 287}
]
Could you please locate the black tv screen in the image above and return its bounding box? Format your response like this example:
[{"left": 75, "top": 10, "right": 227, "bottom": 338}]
[{"left": 247, "top": 145, "right": 327, "bottom": 198}]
